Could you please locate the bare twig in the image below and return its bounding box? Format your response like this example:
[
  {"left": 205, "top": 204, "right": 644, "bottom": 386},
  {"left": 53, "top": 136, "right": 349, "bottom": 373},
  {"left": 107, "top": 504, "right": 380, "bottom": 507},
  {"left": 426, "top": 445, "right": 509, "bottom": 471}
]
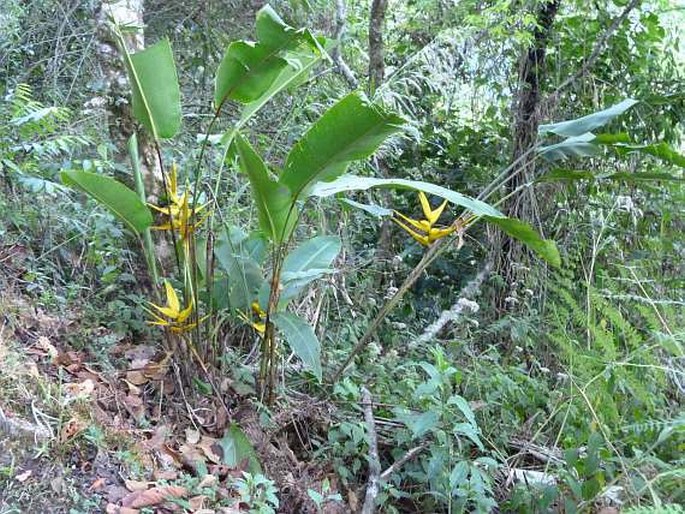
[
  {"left": 361, "top": 388, "right": 381, "bottom": 514},
  {"left": 379, "top": 442, "right": 429, "bottom": 483}
]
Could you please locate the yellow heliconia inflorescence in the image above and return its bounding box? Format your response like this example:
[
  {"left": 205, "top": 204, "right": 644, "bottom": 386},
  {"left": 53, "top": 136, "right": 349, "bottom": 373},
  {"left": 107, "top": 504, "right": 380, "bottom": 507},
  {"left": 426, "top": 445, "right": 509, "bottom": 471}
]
[
  {"left": 238, "top": 300, "right": 267, "bottom": 335},
  {"left": 148, "top": 164, "right": 208, "bottom": 240},
  {"left": 146, "top": 280, "right": 196, "bottom": 333},
  {"left": 392, "top": 191, "right": 456, "bottom": 246}
]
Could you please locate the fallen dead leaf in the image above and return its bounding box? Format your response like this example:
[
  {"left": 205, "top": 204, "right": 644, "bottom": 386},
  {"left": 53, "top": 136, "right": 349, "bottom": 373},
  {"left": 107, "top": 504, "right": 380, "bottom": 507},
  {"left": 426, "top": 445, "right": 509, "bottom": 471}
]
[
  {"left": 185, "top": 428, "right": 201, "bottom": 444},
  {"left": 196, "top": 436, "right": 222, "bottom": 463},
  {"left": 63, "top": 378, "right": 96, "bottom": 400},
  {"left": 124, "top": 479, "right": 150, "bottom": 492},
  {"left": 153, "top": 469, "right": 178, "bottom": 481},
  {"left": 59, "top": 417, "right": 87, "bottom": 443},
  {"left": 189, "top": 495, "right": 208, "bottom": 511},
  {"left": 36, "top": 336, "right": 59, "bottom": 360},
  {"left": 51, "top": 476, "right": 64, "bottom": 494},
  {"left": 198, "top": 474, "right": 218, "bottom": 489},
  {"left": 15, "top": 469, "right": 32, "bottom": 482},
  {"left": 106, "top": 504, "right": 140, "bottom": 514},
  {"left": 89, "top": 477, "right": 106, "bottom": 491},
  {"left": 121, "top": 485, "right": 187, "bottom": 509}
]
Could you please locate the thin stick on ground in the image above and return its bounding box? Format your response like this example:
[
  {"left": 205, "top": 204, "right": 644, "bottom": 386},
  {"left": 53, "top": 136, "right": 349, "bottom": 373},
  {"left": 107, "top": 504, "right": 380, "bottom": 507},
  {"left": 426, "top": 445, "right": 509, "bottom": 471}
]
[{"left": 361, "top": 387, "right": 381, "bottom": 514}]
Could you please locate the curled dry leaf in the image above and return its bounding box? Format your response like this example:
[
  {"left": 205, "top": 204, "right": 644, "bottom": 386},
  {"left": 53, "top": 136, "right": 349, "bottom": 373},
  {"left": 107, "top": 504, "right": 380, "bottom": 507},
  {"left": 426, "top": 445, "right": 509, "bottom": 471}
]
[
  {"left": 15, "top": 469, "right": 32, "bottom": 482},
  {"left": 59, "top": 417, "right": 87, "bottom": 443},
  {"left": 63, "top": 378, "right": 96, "bottom": 400},
  {"left": 121, "top": 485, "right": 188, "bottom": 509},
  {"left": 124, "top": 479, "right": 150, "bottom": 492},
  {"left": 36, "top": 336, "right": 59, "bottom": 360}
]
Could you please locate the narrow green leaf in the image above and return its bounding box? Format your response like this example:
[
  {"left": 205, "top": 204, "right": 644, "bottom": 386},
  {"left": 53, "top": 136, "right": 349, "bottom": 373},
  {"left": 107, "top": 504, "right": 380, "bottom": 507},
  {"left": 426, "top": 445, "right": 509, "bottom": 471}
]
[
  {"left": 484, "top": 216, "right": 561, "bottom": 267},
  {"left": 126, "top": 39, "right": 181, "bottom": 139},
  {"left": 340, "top": 198, "right": 393, "bottom": 217},
  {"left": 309, "top": 174, "right": 503, "bottom": 218},
  {"left": 61, "top": 170, "right": 152, "bottom": 234},
  {"left": 615, "top": 141, "right": 685, "bottom": 168},
  {"left": 538, "top": 169, "right": 684, "bottom": 183},
  {"left": 280, "top": 93, "right": 405, "bottom": 198},
  {"left": 538, "top": 99, "right": 638, "bottom": 137},
  {"left": 234, "top": 134, "right": 295, "bottom": 242},
  {"left": 272, "top": 312, "right": 322, "bottom": 381}
]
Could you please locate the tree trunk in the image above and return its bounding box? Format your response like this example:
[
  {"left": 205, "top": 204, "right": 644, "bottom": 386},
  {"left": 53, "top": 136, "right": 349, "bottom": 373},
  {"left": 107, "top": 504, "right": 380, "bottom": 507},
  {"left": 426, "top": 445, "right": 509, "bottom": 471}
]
[
  {"left": 95, "top": 0, "right": 159, "bottom": 195},
  {"left": 368, "top": 0, "right": 388, "bottom": 95},
  {"left": 496, "top": 0, "right": 560, "bottom": 287}
]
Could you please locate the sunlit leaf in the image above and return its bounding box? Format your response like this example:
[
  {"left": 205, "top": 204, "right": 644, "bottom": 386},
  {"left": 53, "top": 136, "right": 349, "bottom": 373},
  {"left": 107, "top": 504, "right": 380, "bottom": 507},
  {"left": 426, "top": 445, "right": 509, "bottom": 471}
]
[
  {"left": 272, "top": 312, "right": 322, "bottom": 381},
  {"left": 538, "top": 99, "right": 638, "bottom": 137}
]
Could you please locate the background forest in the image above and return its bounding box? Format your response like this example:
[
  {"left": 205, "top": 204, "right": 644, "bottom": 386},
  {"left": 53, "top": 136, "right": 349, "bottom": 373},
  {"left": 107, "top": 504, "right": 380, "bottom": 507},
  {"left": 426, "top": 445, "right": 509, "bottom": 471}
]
[{"left": 0, "top": 0, "right": 683, "bottom": 513}]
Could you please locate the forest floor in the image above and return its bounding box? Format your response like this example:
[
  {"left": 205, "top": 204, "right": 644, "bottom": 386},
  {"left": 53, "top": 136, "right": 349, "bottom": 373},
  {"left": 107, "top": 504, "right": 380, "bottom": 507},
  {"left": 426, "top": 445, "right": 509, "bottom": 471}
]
[{"left": 0, "top": 259, "right": 343, "bottom": 514}]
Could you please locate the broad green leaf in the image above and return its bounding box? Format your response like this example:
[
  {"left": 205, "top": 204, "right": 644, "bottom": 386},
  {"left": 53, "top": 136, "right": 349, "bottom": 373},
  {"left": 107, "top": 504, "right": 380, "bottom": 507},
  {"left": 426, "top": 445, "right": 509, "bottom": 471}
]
[
  {"left": 309, "top": 174, "right": 504, "bottom": 217},
  {"left": 484, "top": 216, "right": 561, "bottom": 267},
  {"left": 282, "top": 235, "right": 341, "bottom": 274},
  {"left": 538, "top": 99, "right": 638, "bottom": 137},
  {"left": 450, "top": 461, "right": 470, "bottom": 489},
  {"left": 219, "top": 424, "right": 261, "bottom": 474},
  {"left": 61, "top": 170, "right": 152, "bottom": 234},
  {"left": 272, "top": 312, "right": 322, "bottom": 381},
  {"left": 125, "top": 39, "right": 181, "bottom": 139},
  {"left": 214, "top": 6, "right": 319, "bottom": 107},
  {"left": 275, "top": 235, "right": 342, "bottom": 305},
  {"left": 234, "top": 134, "right": 295, "bottom": 242},
  {"left": 453, "top": 422, "right": 484, "bottom": 450},
  {"left": 214, "top": 229, "right": 267, "bottom": 311},
  {"left": 447, "top": 395, "right": 478, "bottom": 427},
  {"left": 280, "top": 93, "right": 405, "bottom": 198},
  {"left": 395, "top": 409, "right": 440, "bottom": 438},
  {"left": 311, "top": 174, "right": 560, "bottom": 266},
  {"left": 538, "top": 132, "right": 601, "bottom": 161}
]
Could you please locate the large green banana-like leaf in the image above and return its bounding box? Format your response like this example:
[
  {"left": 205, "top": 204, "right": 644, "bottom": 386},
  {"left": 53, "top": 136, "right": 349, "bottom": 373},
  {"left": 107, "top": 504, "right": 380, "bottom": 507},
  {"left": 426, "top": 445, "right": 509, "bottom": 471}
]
[
  {"left": 234, "top": 134, "right": 295, "bottom": 242},
  {"left": 61, "top": 170, "right": 153, "bottom": 234},
  {"left": 124, "top": 39, "right": 181, "bottom": 140},
  {"left": 214, "top": 5, "right": 320, "bottom": 107},
  {"left": 310, "top": 175, "right": 561, "bottom": 267},
  {"left": 280, "top": 93, "right": 405, "bottom": 199}
]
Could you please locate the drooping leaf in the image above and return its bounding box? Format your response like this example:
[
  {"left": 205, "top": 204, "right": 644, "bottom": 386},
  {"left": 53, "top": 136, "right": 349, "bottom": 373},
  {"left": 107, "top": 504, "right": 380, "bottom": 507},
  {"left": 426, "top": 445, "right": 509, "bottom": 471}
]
[
  {"left": 219, "top": 424, "right": 262, "bottom": 474},
  {"left": 394, "top": 409, "right": 440, "bottom": 438},
  {"left": 340, "top": 198, "right": 393, "bottom": 217},
  {"left": 277, "top": 236, "right": 342, "bottom": 305},
  {"left": 234, "top": 134, "right": 295, "bottom": 242},
  {"left": 615, "top": 141, "right": 685, "bottom": 168},
  {"left": 538, "top": 99, "right": 638, "bottom": 137},
  {"left": 61, "top": 170, "right": 152, "bottom": 234},
  {"left": 538, "top": 132, "right": 601, "bottom": 161},
  {"left": 280, "top": 93, "right": 405, "bottom": 198},
  {"left": 311, "top": 174, "right": 560, "bottom": 266},
  {"left": 214, "top": 6, "right": 319, "bottom": 107},
  {"left": 272, "top": 312, "right": 322, "bottom": 381},
  {"left": 484, "top": 216, "right": 561, "bottom": 267},
  {"left": 309, "top": 174, "right": 503, "bottom": 217},
  {"left": 125, "top": 39, "right": 181, "bottom": 139},
  {"left": 538, "top": 169, "right": 684, "bottom": 183}
]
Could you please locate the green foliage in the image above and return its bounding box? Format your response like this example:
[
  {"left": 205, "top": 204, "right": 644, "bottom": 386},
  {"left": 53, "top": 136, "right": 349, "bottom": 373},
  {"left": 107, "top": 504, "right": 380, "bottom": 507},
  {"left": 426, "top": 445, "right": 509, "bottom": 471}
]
[
  {"left": 123, "top": 38, "right": 182, "bottom": 140},
  {"left": 60, "top": 170, "right": 153, "bottom": 234}
]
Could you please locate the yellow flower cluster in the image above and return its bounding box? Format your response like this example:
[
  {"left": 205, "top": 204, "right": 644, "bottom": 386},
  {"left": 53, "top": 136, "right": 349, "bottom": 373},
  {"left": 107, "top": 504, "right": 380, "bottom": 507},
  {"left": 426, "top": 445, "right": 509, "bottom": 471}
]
[
  {"left": 393, "top": 192, "right": 456, "bottom": 246},
  {"left": 149, "top": 164, "right": 208, "bottom": 241},
  {"left": 146, "top": 281, "right": 196, "bottom": 333}
]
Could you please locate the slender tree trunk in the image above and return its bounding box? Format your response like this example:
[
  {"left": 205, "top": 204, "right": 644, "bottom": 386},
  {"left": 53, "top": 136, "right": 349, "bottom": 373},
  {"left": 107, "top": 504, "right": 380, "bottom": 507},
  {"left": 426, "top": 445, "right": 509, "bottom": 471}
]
[
  {"left": 496, "top": 0, "right": 560, "bottom": 287},
  {"left": 368, "top": 0, "right": 388, "bottom": 95},
  {"left": 368, "top": 0, "right": 394, "bottom": 276},
  {"left": 95, "top": 0, "right": 159, "bottom": 194}
]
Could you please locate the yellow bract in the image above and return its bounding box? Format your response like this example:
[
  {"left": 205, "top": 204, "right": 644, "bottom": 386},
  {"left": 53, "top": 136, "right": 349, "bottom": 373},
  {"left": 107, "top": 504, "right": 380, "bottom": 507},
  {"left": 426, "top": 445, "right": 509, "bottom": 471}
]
[
  {"left": 146, "top": 280, "right": 196, "bottom": 333},
  {"left": 238, "top": 300, "right": 267, "bottom": 335},
  {"left": 148, "top": 164, "right": 208, "bottom": 240},
  {"left": 393, "top": 192, "right": 456, "bottom": 246}
]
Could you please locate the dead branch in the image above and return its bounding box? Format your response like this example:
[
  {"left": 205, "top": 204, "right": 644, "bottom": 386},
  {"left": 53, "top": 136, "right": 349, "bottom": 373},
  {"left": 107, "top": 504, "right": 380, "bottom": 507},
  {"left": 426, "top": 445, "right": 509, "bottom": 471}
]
[{"left": 332, "top": 0, "right": 359, "bottom": 89}]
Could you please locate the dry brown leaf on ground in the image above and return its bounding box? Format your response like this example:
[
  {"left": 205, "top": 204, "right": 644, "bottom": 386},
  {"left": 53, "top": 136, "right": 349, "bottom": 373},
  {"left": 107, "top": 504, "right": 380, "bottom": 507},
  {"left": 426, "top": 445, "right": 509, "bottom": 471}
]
[
  {"left": 121, "top": 485, "right": 188, "bottom": 508},
  {"left": 15, "top": 469, "right": 32, "bottom": 482},
  {"left": 106, "top": 503, "right": 140, "bottom": 514},
  {"left": 124, "top": 479, "right": 151, "bottom": 492},
  {"left": 59, "top": 417, "right": 87, "bottom": 443}
]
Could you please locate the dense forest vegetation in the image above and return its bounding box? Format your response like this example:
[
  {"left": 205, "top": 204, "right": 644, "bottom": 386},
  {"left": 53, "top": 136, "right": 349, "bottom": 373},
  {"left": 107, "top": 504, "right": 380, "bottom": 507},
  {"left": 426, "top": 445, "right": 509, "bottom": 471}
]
[{"left": 0, "top": 0, "right": 683, "bottom": 512}]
